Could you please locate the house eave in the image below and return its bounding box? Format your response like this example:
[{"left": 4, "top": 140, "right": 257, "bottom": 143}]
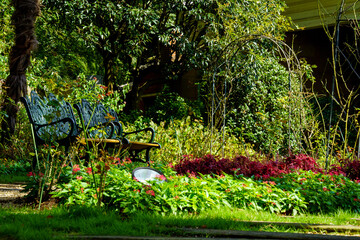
[{"left": 284, "top": 0, "right": 360, "bottom": 30}]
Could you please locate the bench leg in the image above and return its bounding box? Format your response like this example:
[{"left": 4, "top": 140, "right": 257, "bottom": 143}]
[
  {"left": 125, "top": 148, "right": 153, "bottom": 166},
  {"left": 145, "top": 148, "right": 151, "bottom": 166},
  {"left": 129, "top": 150, "right": 147, "bottom": 164},
  {"left": 32, "top": 155, "right": 38, "bottom": 170},
  {"left": 64, "top": 144, "right": 73, "bottom": 167}
]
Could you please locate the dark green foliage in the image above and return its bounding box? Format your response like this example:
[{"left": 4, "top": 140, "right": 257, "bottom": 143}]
[
  {"left": 146, "top": 87, "right": 204, "bottom": 123},
  {"left": 0, "top": 157, "right": 31, "bottom": 183},
  {"left": 0, "top": 0, "right": 13, "bottom": 79},
  {"left": 272, "top": 172, "right": 360, "bottom": 214},
  {"left": 0, "top": 159, "right": 30, "bottom": 176},
  {"left": 0, "top": 0, "right": 314, "bottom": 159},
  {"left": 226, "top": 53, "right": 295, "bottom": 154},
  {"left": 40, "top": 0, "right": 222, "bottom": 111},
  {"left": 34, "top": 16, "right": 103, "bottom": 81},
  {"left": 54, "top": 162, "right": 307, "bottom": 215}
]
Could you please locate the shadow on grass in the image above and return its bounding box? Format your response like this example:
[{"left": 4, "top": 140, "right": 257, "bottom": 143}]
[{"left": 1, "top": 206, "right": 360, "bottom": 240}]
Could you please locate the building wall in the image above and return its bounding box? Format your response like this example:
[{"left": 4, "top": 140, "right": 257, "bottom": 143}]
[
  {"left": 286, "top": 25, "right": 360, "bottom": 109},
  {"left": 284, "top": 0, "right": 360, "bottom": 110}
]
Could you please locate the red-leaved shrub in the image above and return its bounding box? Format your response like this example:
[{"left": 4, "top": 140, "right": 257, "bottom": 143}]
[
  {"left": 338, "top": 158, "right": 360, "bottom": 180},
  {"left": 282, "top": 154, "right": 322, "bottom": 172},
  {"left": 174, "top": 154, "right": 360, "bottom": 181},
  {"left": 174, "top": 154, "right": 323, "bottom": 179}
]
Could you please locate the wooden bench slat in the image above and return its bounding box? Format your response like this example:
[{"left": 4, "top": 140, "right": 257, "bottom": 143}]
[
  {"left": 75, "top": 99, "right": 161, "bottom": 165},
  {"left": 80, "top": 138, "right": 160, "bottom": 151},
  {"left": 123, "top": 141, "right": 161, "bottom": 150},
  {"left": 81, "top": 138, "right": 121, "bottom": 144}
]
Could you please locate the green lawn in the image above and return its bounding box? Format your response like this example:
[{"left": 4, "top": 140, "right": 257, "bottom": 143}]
[
  {"left": 0, "top": 174, "right": 28, "bottom": 184},
  {"left": 1, "top": 206, "right": 360, "bottom": 240}
]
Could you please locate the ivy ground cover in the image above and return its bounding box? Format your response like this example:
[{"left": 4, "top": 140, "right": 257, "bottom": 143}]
[{"left": 50, "top": 154, "right": 360, "bottom": 215}]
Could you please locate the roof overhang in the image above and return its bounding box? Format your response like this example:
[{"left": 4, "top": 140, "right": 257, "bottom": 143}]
[{"left": 284, "top": 0, "right": 360, "bottom": 30}]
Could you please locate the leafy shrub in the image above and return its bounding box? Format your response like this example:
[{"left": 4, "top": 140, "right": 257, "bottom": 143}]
[
  {"left": 222, "top": 50, "right": 310, "bottom": 155},
  {"left": 23, "top": 143, "right": 70, "bottom": 205},
  {"left": 221, "top": 176, "right": 306, "bottom": 215},
  {"left": 0, "top": 105, "right": 34, "bottom": 163},
  {"left": 334, "top": 158, "right": 360, "bottom": 181},
  {"left": 53, "top": 163, "right": 306, "bottom": 215},
  {"left": 0, "top": 158, "right": 30, "bottom": 175},
  {"left": 52, "top": 153, "right": 360, "bottom": 215},
  {"left": 0, "top": 0, "right": 13, "bottom": 80},
  {"left": 145, "top": 87, "right": 203, "bottom": 124},
  {"left": 27, "top": 74, "right": 128, "bottom": 114},
  {"left": 174, "top": 154, "right": 323, "bottom": 179},
  {"left": 64, "top": 75, "right": 128, "bottom": 113},
  {"left": 148, "top": 117, "right": 245, "bottom": 162},
  {"left": 117, "top": 110, "right": 152, "bottom": 131},
  {"left": 271, "top": 171, "right": 360, "bottom": 213},
  {"left": 282, "top": 154, "right": 321, "bottom": 172}
]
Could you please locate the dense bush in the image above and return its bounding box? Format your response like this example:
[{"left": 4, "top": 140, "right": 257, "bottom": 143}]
[
  {"left": 225, "top": 52, "right": 307, "bottom": 155},
  {"left": 337, "top": 158, "right": 360, "bottom": 180},
  {"left": 271, "top": 171, "right": 360, "bottom": 213},
  {"left": 1, "top": 0, "right": 315, "bottom": 157},
  {"left": 145, "top": 88, "right": 203, "bottom": 124},
  {"left": 0, "top": 0, "right": 13, "bottom": 80},
  {"left": 174, "top": 154, "right": 323, "bottom": 179},
  {"left": 53, "top": 162, "right": 306, "bottom": 215},
  {"left": 174, "top": 153, "right": 360, "bottom": 181},
  {"left": 0, "top": 158, "right": 30, "bottom": 175},
  {"left": 119, "top": 116, "right": 245, "bottom": 162},
  {"left": 52, "top": 155, "right": 360, "bottom": 215}
]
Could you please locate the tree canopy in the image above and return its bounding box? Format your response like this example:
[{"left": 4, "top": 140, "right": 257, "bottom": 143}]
[
  {"left": 39, "top": 0, "right": 292, "bottom": 111},
  {"left": 1, "top": 0, "right": 309, "bottom": 153}
]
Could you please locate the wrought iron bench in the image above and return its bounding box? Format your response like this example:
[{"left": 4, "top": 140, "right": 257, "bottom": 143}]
[
  {"left": 74, "top": 99, "right": 161, "bottom": 165},
  {"left": 20, "top": 91, "right": 80, "bottom": 159},
  {"left": 21, "top": 91, "right": 160, "bottom": 166}
]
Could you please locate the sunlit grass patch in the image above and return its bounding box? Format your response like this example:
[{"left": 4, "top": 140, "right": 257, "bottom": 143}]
[{"left": 1, "top": 206, "right": 360, "bottom": 240}]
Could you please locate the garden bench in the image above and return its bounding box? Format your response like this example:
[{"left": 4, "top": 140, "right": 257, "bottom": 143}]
[
  {"left": 74, "top": 99, "right": 161, "bottom": 165},
  {"left": 20, "top": 91, "right": 80, "bottom": 157},
  {"left": 21, "top": 91, "right": 160, "bottom": 166}
]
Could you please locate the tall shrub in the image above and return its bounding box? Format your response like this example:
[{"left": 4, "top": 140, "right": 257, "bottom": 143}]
[
  {"left": 201, "top": 0, "right": 311, "bottom": 155},
  {"left": 226, "top": 52, "right": 305, "bottom": 154}
]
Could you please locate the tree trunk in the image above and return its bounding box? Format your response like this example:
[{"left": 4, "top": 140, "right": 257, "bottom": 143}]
[
  {"left": 123, "top": 75, "right": 141, "bottom": 113},
  {"left": 0, "top": 0, "right": 40, "bottom": 143},
  {"left": 123, "top": 65, "right": 167, "bottom": 113},
  {"left": 103, "top": 53, "right": 116, "bottom": 87}
]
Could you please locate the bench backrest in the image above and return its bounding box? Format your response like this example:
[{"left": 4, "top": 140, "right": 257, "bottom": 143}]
[
  {"left": 20, "top": 91, "right": 79, "bottom": 145},
  {"left": 74, "top": 99, "right": 123, "bottom": 139}
]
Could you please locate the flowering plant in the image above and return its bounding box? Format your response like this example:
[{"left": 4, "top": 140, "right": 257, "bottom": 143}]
[
  {"left": 24, "top": 143, "right": 68, "bottom": 208},
  {"left": 53, "top": 154, "right": 360, "bottom": 215},
  {"left": 54, "top": 164, "right": 306, "bottom": 215},
  {"left": 270, "top": 171, "right": 360, "bottom": 213}
]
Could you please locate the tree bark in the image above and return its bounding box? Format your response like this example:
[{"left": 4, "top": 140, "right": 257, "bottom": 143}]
[
  {"left": 0, "top": 0, "right": 40, "bottom": 142},
  {"left": 103, "top": 53, "right": 116, "bottom": 87}
]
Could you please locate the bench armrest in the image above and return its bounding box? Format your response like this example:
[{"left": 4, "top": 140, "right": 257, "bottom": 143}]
[
  {"left": 81, "top": 121, "right": 116, "bottom": 139},
  {"left": 33, "top": 117, "right": 77, "bottom": 144},
  {"left": 112, "top": 121, "right": 123, "bottom": 139},
  {"left": 123, "top": 127, "right": 156, "bottom": 143}
]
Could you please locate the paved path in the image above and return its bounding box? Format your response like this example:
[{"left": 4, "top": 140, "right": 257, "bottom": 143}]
[{"left": 0, "top": 183, "right": 27, "bottom": 200}]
